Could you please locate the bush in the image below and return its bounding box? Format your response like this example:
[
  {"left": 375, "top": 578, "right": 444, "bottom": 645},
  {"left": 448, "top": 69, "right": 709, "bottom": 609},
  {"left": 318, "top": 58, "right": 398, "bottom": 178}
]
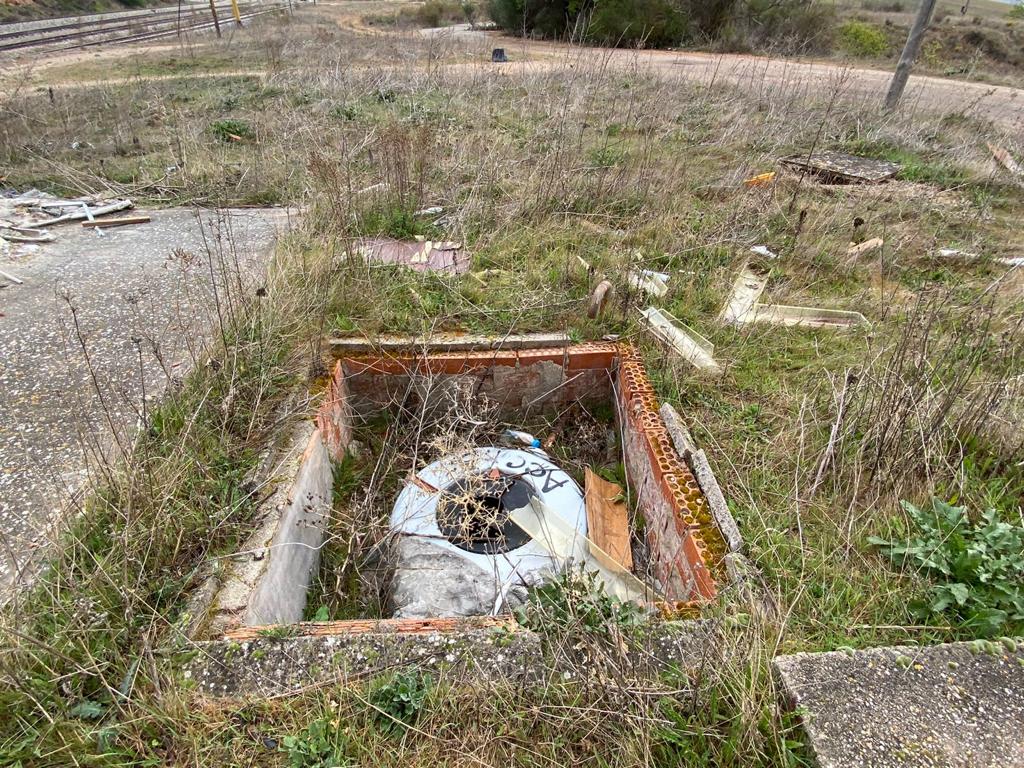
[
  {"left": 733, "top": 0, "right": 836, "bottom": 54},
  {"left": 209, "top": 118, "right": 255, "bottom": 142},
  {"left": 870, "top": 498, "right": 1024, "bottom": 636},
  {"left": 588, "top": 0, "right": 688, "bottom": 47},
  {"left": 489, "top": 0, "right": 830, "bottom": 51},
  {"left": 837, "top": 19, "right": 889, "bottom": 57}
]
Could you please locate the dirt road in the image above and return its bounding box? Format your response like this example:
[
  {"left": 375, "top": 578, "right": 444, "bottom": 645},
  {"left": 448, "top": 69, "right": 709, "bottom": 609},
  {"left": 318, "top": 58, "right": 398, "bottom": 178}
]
[
  {"left": 3, "top": 2, "right": 1022, "bottom": 131},
  {"left": 420, "top": 23, "right": 1023, "bottom": 132}
]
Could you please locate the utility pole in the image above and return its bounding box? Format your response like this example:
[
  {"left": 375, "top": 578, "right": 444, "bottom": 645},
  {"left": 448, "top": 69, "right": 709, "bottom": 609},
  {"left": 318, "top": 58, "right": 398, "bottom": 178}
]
[
  {"left": 208, "top": 0, "right": 222, "bottom": 37},
  {"left": 884, "top": 0, "right": 937, "bottom": 110}
]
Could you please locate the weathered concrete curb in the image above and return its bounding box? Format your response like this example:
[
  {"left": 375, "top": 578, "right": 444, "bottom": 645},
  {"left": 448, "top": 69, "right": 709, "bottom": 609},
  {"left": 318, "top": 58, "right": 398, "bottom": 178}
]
[
  {"left": 775, "top": 638, "right": 1024, "bottom": 768},
  {"left": 184, "top": 619, "right": 719, "bottom": 698},
  {"left": 190, "top": 421, "right": 332, "bottom": 637},
  {"left": 245, "top": 426, "right": 332, "bottom": 626},
  {"left": 660, "top": 403, "right": 743, "bottom": 555},
  {"left": 689, "top": 449, "right": 743, "bottom": 554},
  {"left": 186, "top": 625, "right": 542, "bottom": 697}
]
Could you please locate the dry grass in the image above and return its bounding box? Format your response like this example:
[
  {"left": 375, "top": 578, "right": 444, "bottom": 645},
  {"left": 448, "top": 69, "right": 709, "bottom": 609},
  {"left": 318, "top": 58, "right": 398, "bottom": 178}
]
[{"left": 1, "top": 4, "right": 1024, "bottom": 765}]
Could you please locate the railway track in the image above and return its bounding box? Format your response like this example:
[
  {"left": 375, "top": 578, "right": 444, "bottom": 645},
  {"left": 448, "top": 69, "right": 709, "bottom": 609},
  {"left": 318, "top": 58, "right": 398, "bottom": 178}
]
[{"left": 0, "top": 2, "right": 287, "bottom": 54}]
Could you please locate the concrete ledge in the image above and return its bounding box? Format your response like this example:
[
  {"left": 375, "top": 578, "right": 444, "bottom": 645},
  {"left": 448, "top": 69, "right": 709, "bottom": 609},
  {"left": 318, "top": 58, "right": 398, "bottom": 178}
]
[
  {"left": 775, "top": 638, "right": 1024, "bottom": 768},
  {"left": 184, "top": 618, "right": 718, "bottom": 698},
  {"left": 245, "top": 427, "right": 332, "bottom": 626},
  {"left": 186, "top": 624, "right": 543, "bottom": 697},
  {"left": 196, "top": 421, "right": 333, "bottom": 637},
  {"left": 326, "top": 332, "right": 572, "bottom": 355}
]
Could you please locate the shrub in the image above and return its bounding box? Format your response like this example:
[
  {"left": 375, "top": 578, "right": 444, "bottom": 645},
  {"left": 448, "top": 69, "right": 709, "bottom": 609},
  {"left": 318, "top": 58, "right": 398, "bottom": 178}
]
[
  {"left": 733, "top": 0, "right": 836, "bottom": 54},
  {"left": 588, "top": 0, "right": 688, "bottom": 47},
  {"left": 489, "top": 0, "right": 831, "bottom": 51},
  {"left": 870, "top": 498, "right": 1024, "bottom": 636},
  {"left": 837, "top": 19, "right": 889, "bottom": 57},
  {"left": 1011, "top": 2, "right": 1024, "bottom": 20},
  {"left": 209, "top": 118, "right": 254, "bottom": 142}
]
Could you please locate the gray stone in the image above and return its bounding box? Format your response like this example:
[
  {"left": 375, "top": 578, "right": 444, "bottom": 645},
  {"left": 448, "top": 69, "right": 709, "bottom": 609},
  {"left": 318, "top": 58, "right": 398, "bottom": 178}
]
[
  {"left": 689, "top": 449, "right": 743, "bottom": 553},
  {"left": 774, "top": 638, "right": 1024, "bottom": 768}
]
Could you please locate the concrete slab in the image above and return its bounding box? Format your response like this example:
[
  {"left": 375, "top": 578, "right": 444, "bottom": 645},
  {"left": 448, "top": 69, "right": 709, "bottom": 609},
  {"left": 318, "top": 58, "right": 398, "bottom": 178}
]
[
  {"left": 775, "top": 639, "right": 1024, "bottom": 768},
  {"left": 0, "top": 207, "right": 295, "bottom": 589}
]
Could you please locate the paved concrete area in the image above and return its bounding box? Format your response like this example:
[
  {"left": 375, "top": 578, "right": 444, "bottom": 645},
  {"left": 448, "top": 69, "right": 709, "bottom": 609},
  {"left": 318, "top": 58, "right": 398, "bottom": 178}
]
[
  {"left": 0, "top": 207, "right": 295, "bottom": 589},
  {"left": 775, "top": 639, "right": 1024, "bottom": 768}
]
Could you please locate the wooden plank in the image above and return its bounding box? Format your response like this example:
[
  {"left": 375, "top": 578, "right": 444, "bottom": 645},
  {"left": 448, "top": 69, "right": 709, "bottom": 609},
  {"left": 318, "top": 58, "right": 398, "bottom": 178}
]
[
  {"left": 82, "top": 215, "right": 151, "bottom": 228},
  {"left": 584, "top": 467, "right": 633, "bottom": 571}
]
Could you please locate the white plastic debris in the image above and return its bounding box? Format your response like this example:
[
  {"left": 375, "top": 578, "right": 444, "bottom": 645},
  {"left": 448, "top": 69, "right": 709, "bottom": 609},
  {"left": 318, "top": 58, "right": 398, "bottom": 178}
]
[
  {"left": 638, "top": 306, "right": 721, "bottom": 374},
  {"left": 750, "top": 245, "right": 778, "bottom": 260}
]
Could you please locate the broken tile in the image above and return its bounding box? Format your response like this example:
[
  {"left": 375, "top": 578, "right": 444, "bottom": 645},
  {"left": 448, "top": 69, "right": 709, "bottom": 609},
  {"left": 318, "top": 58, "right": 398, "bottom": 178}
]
[
  {"left": 353, "top": 238, "right": 469, "bottom": 274},
  {"left": 779, "top": 151, "right": 900, "bottom": 184}
]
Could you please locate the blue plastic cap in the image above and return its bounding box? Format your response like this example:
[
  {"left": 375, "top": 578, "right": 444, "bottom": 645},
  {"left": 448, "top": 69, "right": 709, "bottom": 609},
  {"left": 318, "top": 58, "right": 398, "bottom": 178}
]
[{"left": 530, "top": 439, "right": 541, "bottom": 448}]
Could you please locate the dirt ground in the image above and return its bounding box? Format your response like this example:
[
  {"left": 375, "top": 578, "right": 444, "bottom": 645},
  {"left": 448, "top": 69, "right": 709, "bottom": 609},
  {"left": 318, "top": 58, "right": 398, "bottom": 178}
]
[{"left": 2, "top": 1, "right": 1022, "bottom": 132}]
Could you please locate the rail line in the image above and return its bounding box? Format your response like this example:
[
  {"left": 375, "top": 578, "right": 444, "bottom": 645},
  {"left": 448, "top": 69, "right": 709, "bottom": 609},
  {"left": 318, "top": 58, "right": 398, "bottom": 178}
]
[{"left": 0, "top": 3, "right": 286, "bottom": 53}]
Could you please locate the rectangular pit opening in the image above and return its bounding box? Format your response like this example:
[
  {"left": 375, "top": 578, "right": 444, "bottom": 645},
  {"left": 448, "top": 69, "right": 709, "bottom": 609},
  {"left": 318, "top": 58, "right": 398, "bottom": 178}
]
[{"left": 197, "top": 340, "right": 728, "bottom": 640}]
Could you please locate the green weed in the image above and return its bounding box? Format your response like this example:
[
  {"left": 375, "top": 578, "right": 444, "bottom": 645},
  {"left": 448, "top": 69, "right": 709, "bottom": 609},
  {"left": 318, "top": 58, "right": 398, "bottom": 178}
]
[{"left": 870, "top": 498, "right": 1024, "bottom": 636}]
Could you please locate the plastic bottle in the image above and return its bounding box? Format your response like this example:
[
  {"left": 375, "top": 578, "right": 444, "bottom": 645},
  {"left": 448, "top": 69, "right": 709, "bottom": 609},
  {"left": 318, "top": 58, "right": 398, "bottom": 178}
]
[{"left": 504, "top": 429, "right": 541, "bottom": 448}]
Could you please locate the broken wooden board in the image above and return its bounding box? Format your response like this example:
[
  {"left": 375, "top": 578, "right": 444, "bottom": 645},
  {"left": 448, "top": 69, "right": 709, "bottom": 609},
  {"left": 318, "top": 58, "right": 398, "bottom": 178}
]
[
  {"left": 987, "top": 142, "right": 1023, "bottom": 177},
  {"left": 584, "top": 468, "right": 633, "bottom": 572},
  {"left": 779, "top": 151, "right": 900, "bottom": 184},
  {"left": 847, "top": 237, "right": 884, "bottom": 258},
  {"left": 352, "top": 238, "right": 468, "bottom": 274},
  {"left": 30, "top": 198, "right": 134, "bottom": 227},
  {"left": 745, "top": 304, "right": 868, "bottom": 329},
  {"left": 719, "top": 263, "right": 768, "bottom": 325},
  {"left": 639, "top": 307, "right": 721, "bottom": 374},
  {"left": 84, "top": 215, "right": 151, "bottom": 229}
]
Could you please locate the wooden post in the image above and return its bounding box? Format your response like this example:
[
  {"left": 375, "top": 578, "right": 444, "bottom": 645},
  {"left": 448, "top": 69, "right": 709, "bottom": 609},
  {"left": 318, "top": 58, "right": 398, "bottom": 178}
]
[
  {"left": 884, "top": 0, "right": 937, "bottom": 110},
  {"left": 208, "top": 0, "right": 222, "bottom": 37}
]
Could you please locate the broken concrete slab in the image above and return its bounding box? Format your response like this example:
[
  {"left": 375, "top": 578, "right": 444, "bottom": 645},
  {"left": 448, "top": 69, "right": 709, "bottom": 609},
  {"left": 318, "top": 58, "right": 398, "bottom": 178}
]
[
  {"left": 775, "top": 639, "right": 1024, "bottom": 768},
  {"left": 719, "top": 263, "right": 768, "bottom": 325},
  {"left": 744, "top": 304, "right": 868, "bottom": 329},
  {"left": 638, "top": 307, "right": 721, "bottom": 375},
  {"left": 352, "top": 238, "right": 468, "bottom": 274},
  {"left": 629, "top": 269, "right": 669, "bottom": 298},
  {"left": 780, "top": 151, "right": 900, "bottom": 184}
]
